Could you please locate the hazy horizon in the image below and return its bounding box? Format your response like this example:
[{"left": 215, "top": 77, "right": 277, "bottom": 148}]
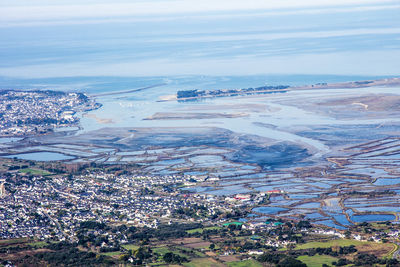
[{"left": 0, "top": 0, "right": 399, "bottom": 78}]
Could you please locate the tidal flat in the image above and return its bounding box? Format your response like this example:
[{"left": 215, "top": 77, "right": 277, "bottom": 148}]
[{"left": 1, "top": 75, "right": 400, "bottom": 228}]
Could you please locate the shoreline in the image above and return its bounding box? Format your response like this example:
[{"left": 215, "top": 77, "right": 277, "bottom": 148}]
[{"left": 159, "top": 77, "right": 400, "bottom": 102}]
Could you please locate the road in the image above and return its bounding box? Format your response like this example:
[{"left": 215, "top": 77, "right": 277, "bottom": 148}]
[
  {"left": 91, "top": 83, "right": 166, "bottom": 97},
  {"left": 393, "top": 242, "right": 400, "bottom": 259}
]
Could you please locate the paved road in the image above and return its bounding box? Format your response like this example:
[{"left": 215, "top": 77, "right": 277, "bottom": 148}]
[{"left": 91, "top": 83, "right": 166, "bottom": 97}]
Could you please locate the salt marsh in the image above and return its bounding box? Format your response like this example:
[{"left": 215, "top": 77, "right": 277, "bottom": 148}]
[{"left": 2, "top": 75, "right": 400, "bottom": 227}]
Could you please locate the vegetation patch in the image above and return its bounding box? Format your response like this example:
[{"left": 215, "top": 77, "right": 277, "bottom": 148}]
[
  {"left": 100, "top": 251, "right": 122, "bottom": 257},
  {"left": 355, "top": 242, "right": 395, "bottom": 258},
  {"left": 19, "top": 168, "right": 52, "bottom": 176},
  {"left": 27, "top": 241, "right": 48, "bottom": 248},
  {"left": 121, "top": 244, "right": 139, "bottom": 251},
  {"left": 295, "top": 238, "right": 394, "bottom": 258},
  {"left": 187, "top": 226, "right": 221, "bottom": 234},
  {"left": 183, "top": 257, "right": 225, "bottom": 267},
  {"left": 295, "top": 239, "right": 370, "bottom": 250},
  {"left": 297, "top": 255, "right": 337, "bottom": 267},
  {"left": 0, "top": 238, "right": 29, "bottom": 245},
  {"left": 227, "top": 259, "right": 262, "bottom": 267}
]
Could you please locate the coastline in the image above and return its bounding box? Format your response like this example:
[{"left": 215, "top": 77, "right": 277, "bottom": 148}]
[{"left": 159, "top": 77, "right": 400, "bottom": 102}]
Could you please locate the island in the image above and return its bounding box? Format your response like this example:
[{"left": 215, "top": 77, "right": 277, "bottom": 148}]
[{"left": 167, "top": 77, "right": 400, "bottom": 101}]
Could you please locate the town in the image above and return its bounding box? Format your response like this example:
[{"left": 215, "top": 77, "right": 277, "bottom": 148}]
[
  {"left": 0, "top": 159, "right": 399, "bottom": 266},
  {"left": 176, "top": 85, "right": 289, "bottom": 101},
  {"left": 0, "top": 90, "right": 100, "bottom": 136}
]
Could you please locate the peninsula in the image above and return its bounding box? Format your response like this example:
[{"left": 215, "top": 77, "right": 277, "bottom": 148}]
[
  {"left": 0, "top": 90, "right": 101, "bottom": 137},
  {"left": 161, "top": 77, "right": 400, "bottom": 101}
]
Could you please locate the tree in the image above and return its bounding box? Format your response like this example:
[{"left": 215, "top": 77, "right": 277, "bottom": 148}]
[
  {"left": 297, "top": 220, "right": 312, "bottom": 229},
  {"left": 277, "top": 257, "right": 307, "bottom": 267},
  {"left": 387, "top": 259, "right": 399, "bottom": 267},
  {"left": 336, "top": 258, "right": 349, "bottom": 266},
  {"left": 344, "top": 230, "right": 351, "bottom": 239},
  {"left": 163, "top": 252, "right": 188, "bottom": 264}
]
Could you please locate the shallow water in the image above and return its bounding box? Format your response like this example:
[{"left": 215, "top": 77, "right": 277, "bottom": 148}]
[
  {"left": 351, "top": 214, "right": 395, "bottom": 222},
  {"left": 353, "top": 206, "right": 400, "bottom": 213},
  {"left": 314, "top": 220, "right": 347, "bottom": 230},
  {"left": 0, "top": 137, "right": 22, "bottom": 143},
  {"left": 374, "top": 178, "right": 400, "bottom": 186},
  {"left": 208, "top": 185, "right": 251, "bottom": 196},
  {"left": 2, "top": 74, "right": 400, "bottom": 226},
  {"left": 305, "top": 213, "right": 325, "bottom": 219},
  {"left": 253, "top": 206, "right": 288, "bottom": 215},
  {"left": 156, "top": 158, "right": 186, "bottom": 166},
  {"left": 332, "top": 214, "right": 352, "bottom": 226},
  {"left": 295, "top": 202, "right": 321, "bottom": 209},
  {"left": 2, "top": 151, "right": 75, "bottom": 161}
]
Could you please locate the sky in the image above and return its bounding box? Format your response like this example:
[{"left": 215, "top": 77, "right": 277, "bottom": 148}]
[{"left": 0, "top": 0, "right": 399, "bottom": 78}]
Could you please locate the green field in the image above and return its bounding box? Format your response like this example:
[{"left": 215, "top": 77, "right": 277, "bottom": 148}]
[
  {"left": 101, "top": 251, "right": 122, "bottom": 257},
  {"left": 297, "top": 255, "right": 337, "bottom": 267},
  {"left": 183, "top": 258, "right": 225, "bottom": 267},
  {"left": 175, "top": 245, "right": 206, "bottom": 257},
  {"left": 121, "top": 244, "right": 139, "bottom": 251},
  {"left": 153, "top": 246, "right": 189, "bottom": 259},
  {"left": 153, "top": 246, "right": 172, "bottom": 255},
  {"left": 227, "top": 259, "right": 263, "bottom": 267},
  {"left": 295, "top": 239, "right": 369, "bottom": 250},
  {"left": 0, "top": 238, "right": 29, "bottom": 245},
  {"left": 294, "top": 238, "right": 395, "bottom": 259},
  {"left": 187, "top": 226, "right": 221, "bottom": 234},
  {"left": 27, "top": 241, "right": 48, "bottom": 248},
  {"left": 19, "top": 168, "right": 52, "bottom": 176}
]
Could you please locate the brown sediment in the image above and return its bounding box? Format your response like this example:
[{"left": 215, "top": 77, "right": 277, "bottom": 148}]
[
  {"left": 144, "top": 112, "right": 249, "bottom": 120},
  {"left": 83, "top": 113, "right": 114, "bottom": 124},
  {"left": 327, "top": 157, "right": 349, "bottom": 167},
  {"left": 158, "top": 94, "right": 177, "bottom": 101},
  {"left": 322, "top": 95, "right": 400, "bottom": 112}
]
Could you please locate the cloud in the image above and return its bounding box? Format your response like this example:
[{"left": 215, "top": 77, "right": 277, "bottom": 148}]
[
  {"left": 0, "top": 0, "right": 397, "bottom": 26},
  {"left": 1, "top": 3, "right": 399, "bottom": 28}
]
